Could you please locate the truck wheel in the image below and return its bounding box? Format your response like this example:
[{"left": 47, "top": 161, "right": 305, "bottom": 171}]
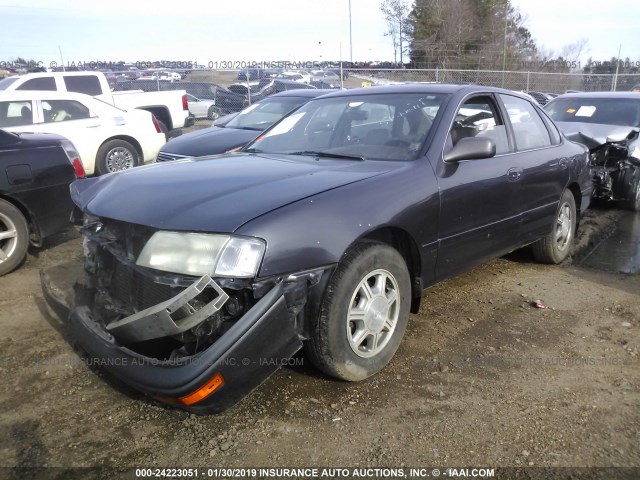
[
  {"left": 207, "top": 106, "right": 222, "bottom": 120},
  {"left": 532, "top": 190, "right": 576, "bottom": 264},
  {"left": 620, "top": 169, "right": 640, "bottom": 212},
  {"left": 96, "top": 140, "right": 139, "bottom": 175},
  {"left": 0, "top": 199, "right": 29, "bottom": 276},
  {"left": 305, "top": 242, "right": 411, "bottom": 381}
]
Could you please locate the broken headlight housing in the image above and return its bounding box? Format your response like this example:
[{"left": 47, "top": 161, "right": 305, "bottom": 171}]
[{"left": 136, "top": 231, "right": 266, "bottom": 278}]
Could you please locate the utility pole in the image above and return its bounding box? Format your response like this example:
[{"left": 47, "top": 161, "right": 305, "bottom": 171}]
[
  {"left": 501, "top": 0, "right": 508, "bottom": 87},
  {"left": 349, "top": 0, "right": 353, "bottom": 62},
  {"left": 612, "top": 44, "right": 622, "bottom": 91}
]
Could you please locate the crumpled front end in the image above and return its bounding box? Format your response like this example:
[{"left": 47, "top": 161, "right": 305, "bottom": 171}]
[
  {"left": 67, "top": 214, "right": 330, "bottom": 413},
  {"left": 564, "top": 126, "right": 640, "bottom": 202}
]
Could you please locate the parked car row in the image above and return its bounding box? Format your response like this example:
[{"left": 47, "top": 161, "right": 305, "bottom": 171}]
[
  {"left": 0, "top": 90, "right": 166, "bottom": 175},
  {"left": 237, "top": 67, "right": 348, "bottom": 81},
  {"left": 116, "top": 80, "right": 245, "bottom": 119},
  {"left": 50, "top": 84, "right": 596, "bottom": 415},
  {"left": 0, "top": 71, "right": 192, "bottom": 133},
  {"left": 157, "top": 89, "right": 334, "bottom": 161}
]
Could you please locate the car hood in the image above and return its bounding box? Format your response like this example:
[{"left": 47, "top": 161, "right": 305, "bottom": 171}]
[
  {"left": 71, "top": 153, "right": 392, "bottom": 232},
  {"left": 160, "top": 127, "right": 260, "bottom": 157},
  {"left": 556, "top": 122, "right": 639, "bottom": 149}
]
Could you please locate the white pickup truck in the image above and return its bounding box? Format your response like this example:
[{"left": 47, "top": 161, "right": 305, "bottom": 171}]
[{"left": 0, "top": 71, "right": 193, "bottom": 133}]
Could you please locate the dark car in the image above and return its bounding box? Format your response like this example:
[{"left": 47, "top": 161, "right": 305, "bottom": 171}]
[
  {"left": 0, "top": 129, "right": 84, "bottom": 275},
  {"left": 115, "top": 78, "right": 171, "bottom": 92},
  {"left": 525, "top": 91, "right": 554, "bottom": 106},
  {"left": 237, "top": 69, "right": 265, "bottom": 81},
  {"left": 544, "top": 92, "right": 640, "bottom": 211},
  {"left": 309, "top": 80, "right": 342, "bottom": 90},
  {"left": 156, "top": 90, "right": 333, "bottom": 161},
  {"left": 228, "top": 79, "right": 316, "bottom": 105},
  {"left": 160, "top": 82, "right": 246, "bottom": 117},
  {"left": 49, "top": 84, "right": 591, "bottom": 413}
]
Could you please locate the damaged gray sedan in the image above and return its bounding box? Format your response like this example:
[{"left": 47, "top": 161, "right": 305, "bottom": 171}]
[
  {"left": 46, "top": 85, "right": 591, "bottom": 413},
  {"left": 545, "top": 92, "right": 640, "bottom": 211}
]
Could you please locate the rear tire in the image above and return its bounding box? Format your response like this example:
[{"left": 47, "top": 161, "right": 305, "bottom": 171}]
[
  {"left": 532, "top": 190, "right": 576, "bottom": 264},
  {"left": 305, "top": 242, "right": 411, "bottom": 381},
  {"left": 96, "top": 140, "right": 139, "bottom": 175},
  {"left": 0, "top": 199, "right": 29, "bottom": 276},
  {"left": 207, "top": 106, "right": 222, "bottom": 120}
]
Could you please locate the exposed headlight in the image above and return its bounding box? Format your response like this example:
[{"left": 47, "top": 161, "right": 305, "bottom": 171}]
[{"left": 136, "top": 232, "right": 265, "bottom": 278}]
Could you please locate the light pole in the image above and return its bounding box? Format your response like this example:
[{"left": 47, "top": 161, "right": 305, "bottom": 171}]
[{"left": 349, "top": 0, "right": 353, "bottom": 62}]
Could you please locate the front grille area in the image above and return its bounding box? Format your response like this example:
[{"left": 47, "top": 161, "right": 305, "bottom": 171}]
[
  {"left": 111, "top": 261, "right": 184, "bottom": 312},
  {"left": 83, "top": 216, "right": 258, "bottom": 358},
  {"left": 155, "top": 151, "right": 190, "bottom": 162}
]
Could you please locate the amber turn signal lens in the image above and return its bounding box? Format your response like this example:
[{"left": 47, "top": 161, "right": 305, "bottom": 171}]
[{"left": 178, "top": 373, "right": 225, "bottom": 406}]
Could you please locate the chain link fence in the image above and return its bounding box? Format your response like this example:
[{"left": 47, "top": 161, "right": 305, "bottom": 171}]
[
  {"left": 21, "top": 66, "right": 635, "bottom": 128},
  {"left": 346, "top": 69, "right": 640, "bottom": 94}
]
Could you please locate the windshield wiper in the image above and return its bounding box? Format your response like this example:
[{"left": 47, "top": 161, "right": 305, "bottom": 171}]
[
  {"left": 289, "top": 150, "right": 365, "bottom": 160},
  {"left": 243, "top": 147, "right": 263, "bottom": 153}
]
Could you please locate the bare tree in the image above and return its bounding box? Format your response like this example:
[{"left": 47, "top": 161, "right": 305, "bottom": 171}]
[
  {"left": 561, "top": 38, "right": 589, "bottom": 66},
  {"left": 381, "top": 0, "right": 411, "bottom": 65}
]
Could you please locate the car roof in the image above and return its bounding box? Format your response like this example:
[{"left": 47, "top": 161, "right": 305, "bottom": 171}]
[
  {"left": 0, "top": 90, "right": 96, "bottom": 101},
  {"left": 311, "top": 83, "right": 527, "bottom": 99},
  {"left": 7, "top": 71, "right": 102, "bottom": 79},
  {"left": 272, "top": 79, "right": 308, "bottom": 85},
  {"left": 270, "top": 89, "right": 334, "bottom": 98}
]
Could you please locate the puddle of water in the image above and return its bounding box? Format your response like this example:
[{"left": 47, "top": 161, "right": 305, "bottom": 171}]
[{"left": 580, "top": 212, "right": 640, "bottom": 274}]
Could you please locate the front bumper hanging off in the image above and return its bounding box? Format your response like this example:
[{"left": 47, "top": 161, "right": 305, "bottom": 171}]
[
  {"left": 42, "top": 267, "right": 329, "bottom": 414},
  {"left": 104, "top": 275, "right": 229, "bottom": 343}
]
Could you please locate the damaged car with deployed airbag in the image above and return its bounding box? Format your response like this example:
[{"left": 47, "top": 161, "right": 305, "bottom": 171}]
[
  {"left": 48, "top": 84, "right": 592, "bottom": 413},
  {"left": 545, "top": 92, "right": 640, "bottom": 211}
]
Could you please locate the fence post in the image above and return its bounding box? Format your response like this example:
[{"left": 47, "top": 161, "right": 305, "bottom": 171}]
[
  {"left": 526, "top": 71, "right": 530, "bottom": 92},
  {"left": 436, "top": 68, "right": 439, "bottom": 83}
]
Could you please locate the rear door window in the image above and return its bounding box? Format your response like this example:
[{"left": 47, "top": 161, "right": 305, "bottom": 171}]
[
  {"left": 16, "top": 77, "right": 56, "bottom": 91},
  {"left": 499, "top": 94, "right": 552, "bottom": 151},
  {"left": 41, "top": 99, "right": 92, "bottom": 123},
  {"left": 0, "top": 100, "right": 34, "bottom": 127},
  {"left": 63, "top": 75, "right": 102, "bottom": 95}
]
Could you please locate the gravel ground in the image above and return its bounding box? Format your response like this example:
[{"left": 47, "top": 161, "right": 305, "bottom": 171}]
[{"left": 0, "top": 209, "right": 638, "bottom": 480}]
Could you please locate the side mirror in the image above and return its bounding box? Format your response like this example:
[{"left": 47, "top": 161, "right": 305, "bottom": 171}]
[{"left": 443, "top": 137, "right": 496, "bottom": 163}]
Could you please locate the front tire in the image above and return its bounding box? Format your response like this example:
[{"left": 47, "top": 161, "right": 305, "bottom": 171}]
[
  {"left": 620, "top": 168, "right": 640, "bottom": 212},
  {"left": 532, "top": 190, "right": 576, "bottom": 264},
  {"left": 96, "top": 140, "right": 139, "bottom": 175},
  {"left": 0, "top": 199, "right": 29, "bottom": 276},
  {"left": 305, "top": 242, "right": 411, "bottom": 381}
]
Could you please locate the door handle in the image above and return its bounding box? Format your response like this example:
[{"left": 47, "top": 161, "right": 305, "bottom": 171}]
[{"left": 507, "top": 167, "right": 522, "bottom": 182}]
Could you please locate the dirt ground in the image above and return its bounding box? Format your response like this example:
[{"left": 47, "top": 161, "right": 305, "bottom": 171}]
[{"left": 0, "top": 209, "right": 638, "bottom": 479}]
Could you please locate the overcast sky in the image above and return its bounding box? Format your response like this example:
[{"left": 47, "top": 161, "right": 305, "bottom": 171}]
[{"left": 1, "top": 0, "right": 638, "bottom": 68}]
